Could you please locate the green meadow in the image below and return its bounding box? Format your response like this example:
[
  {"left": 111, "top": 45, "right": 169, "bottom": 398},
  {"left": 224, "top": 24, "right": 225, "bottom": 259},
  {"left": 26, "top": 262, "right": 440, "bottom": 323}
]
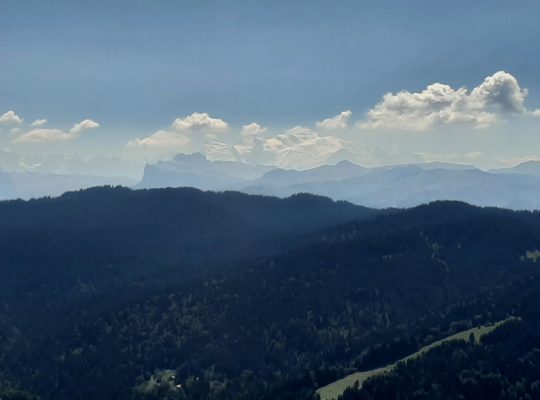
[{"left": 316, "top": 318, "right": 517, "bottom": 400}]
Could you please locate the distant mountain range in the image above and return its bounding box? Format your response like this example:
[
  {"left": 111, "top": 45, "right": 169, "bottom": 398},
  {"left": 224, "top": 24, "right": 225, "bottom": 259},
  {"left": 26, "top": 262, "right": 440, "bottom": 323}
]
[
  {"left": 0, "top": 170, "right": 135, "bottom": 200},
  {"left": 3, "top": 150, "right": 540, "bottom": 208},
  {"left": 0, "top": 151, "right": 142, "bottom": 200},
  {"left": 0, "top": 150, "right": 143, "bottom": 179},
  {"left": 489, "top": 160, "right": 540, "bottom": 176},
  {"left": 136, "top": 154, "right": 540, "bottom": 210},
  {"left": 136, "top": 152, "right": 273, "bottom": 190}
]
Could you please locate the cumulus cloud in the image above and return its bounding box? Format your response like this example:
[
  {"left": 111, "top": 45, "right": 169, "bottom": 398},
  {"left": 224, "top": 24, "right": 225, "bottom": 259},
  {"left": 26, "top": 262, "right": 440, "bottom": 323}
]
[
  {"left": 359, "top": 71, "right": 529, "bottom": 131},
  {"left": 127, "top": 112, "right": 229, "bottom": 156},
  {"left": 30, "top": 119, "right": 48, "bottom": 128},
  {"left": 531, "top": 109, "right": 540, "bottom": 117},
  {"left": 124, "top": 71, "right": 540, "bottom": 167},
  {"left": 172, "top": 112, "right": 228, "bottom": 136},
  {"left": 14, "top": 129, "right": 73, "bottom": 143},
  {"left": 14, "top": 119, "right": 99, "bottom": 143},
  {"left": 240, "top": 122, "right": 266, "bottom": 144},
  {"left": 471, "top": 72, "right": 527, "bottom": 113},
  {"left": 0, "top": 110, "right": 23, "bottom": 124},
  {"left": 241, "top": 122, "right": 266, "bottom": 138},
  {"left": 127, "top": 130, "right": 191, "bottom": 149},
  {"left": 69, "top": 119, "right": 99, "bottom": 135},
  {"left": 316, "top": 110, "right": 352, "bottom": 130}
]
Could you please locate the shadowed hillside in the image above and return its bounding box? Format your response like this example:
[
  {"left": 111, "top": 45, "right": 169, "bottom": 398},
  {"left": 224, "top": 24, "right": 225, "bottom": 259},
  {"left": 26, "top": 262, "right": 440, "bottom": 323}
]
[{"left": 1, "top": 189, "right": 540, "bottom": 399}]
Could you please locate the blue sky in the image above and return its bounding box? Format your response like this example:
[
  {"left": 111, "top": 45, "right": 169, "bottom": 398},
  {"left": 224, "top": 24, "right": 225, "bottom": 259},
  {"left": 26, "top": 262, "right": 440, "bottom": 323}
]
[{"left": 1, "top": 0, "right": 540, "bottom": 168}]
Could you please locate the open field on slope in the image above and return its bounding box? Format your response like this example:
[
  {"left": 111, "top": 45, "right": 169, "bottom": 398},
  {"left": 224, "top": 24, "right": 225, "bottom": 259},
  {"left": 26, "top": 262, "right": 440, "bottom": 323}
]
[{"left": 316, "top": 317, "right": 518, "bottom": 400}]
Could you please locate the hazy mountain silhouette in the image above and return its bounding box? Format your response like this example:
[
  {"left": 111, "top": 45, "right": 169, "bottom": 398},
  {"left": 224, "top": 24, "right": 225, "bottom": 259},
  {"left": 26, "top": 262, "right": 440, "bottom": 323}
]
[
  {"left": 0, "top": 171, "right": 135, "bottom": 200},
  {"left": 242, "top": 166, "right": 540, "bottom": 209},
  {"left": 136, "top": 155, "right": 540, "bottom": 210},
  {"left": 136, "top": 152, "right": 272, "bottom": 190},
  {"left": 490, "top": 160, "right": 540, "bottom": 177}
]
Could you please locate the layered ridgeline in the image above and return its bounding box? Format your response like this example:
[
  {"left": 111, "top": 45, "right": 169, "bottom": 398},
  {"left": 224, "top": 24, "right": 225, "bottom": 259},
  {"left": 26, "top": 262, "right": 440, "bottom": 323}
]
[
  {"left": 0, "top": 169, "right": 135, "bottom": 201},
  {"left": 1, "top": 188, "right": 540, "bottom": 399},
  {"left": 5, "top": 151, "right": 540, "bottom": 209},
  {"left": 137, "top": 154, "right": 540, "bottom": 210},
  {"left": 0, "top": 152, "right": 139, "bottom": 200}
]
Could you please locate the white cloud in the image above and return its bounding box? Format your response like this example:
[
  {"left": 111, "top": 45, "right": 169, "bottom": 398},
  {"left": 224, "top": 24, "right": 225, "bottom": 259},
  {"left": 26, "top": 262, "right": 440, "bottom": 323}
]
[
  {"left": 471, "top": 71, "right": 527, "bottom": 113},
  {"left": 233, "top": 122, "right": 268, "bottom": 159},
  {"left": 239, "top": 122, "right": 267, "bottom": 147},
  {"left": 127, "top": 112, "right": 229, "bottom": 157},
  {"left": 14, "top": 119, "right": 99, "bottom": 143},
  {"left": 241, "top": 122, "right": 266, "bottom": 139},
  {"left": 359, "top": 71, "right": 529, "bottom": 131},
  {"left": 316, "top": 110, "right": 352, "bottom": 130},
  {"left": 127, "top": 130, "right": 191, "bottom": 149},
  {"left": 172, "top": 112, "right": 228, "bottom": 136},
  {"left": 14, "top": 129, "right": 73, "bottom": 143},
  {"left": 69, "top": 119, "right": 100, "bottom": 135},
  {"left": 30, "top": 119, "right": 48, "bottom": 128},
  {"left": 0, "top": 110, "right": 23, "bottom": 124},
  {"left": 124, "top": 71, "right": 539, "bottom": 167},
  {"left": 531, "top": 109, "right": 540, "bottom": 117}
]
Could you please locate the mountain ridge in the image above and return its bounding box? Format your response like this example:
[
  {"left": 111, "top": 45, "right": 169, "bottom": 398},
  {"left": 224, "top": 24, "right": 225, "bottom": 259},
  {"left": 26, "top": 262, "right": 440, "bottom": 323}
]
[{"left": 135, "top": 154, "right": 540, "bottom": 210}]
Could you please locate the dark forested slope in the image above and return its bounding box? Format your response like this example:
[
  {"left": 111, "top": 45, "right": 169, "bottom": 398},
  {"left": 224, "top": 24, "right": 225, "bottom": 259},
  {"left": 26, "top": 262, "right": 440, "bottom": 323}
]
[
  {"left": 1, "top": 188, "right": 540, "bottom": 399},
  {"left": 340, "top": 316, "right": 540, "bottom": 400},
  {"left": 0, "top": 186, "right": 374, "bottom": 298}
]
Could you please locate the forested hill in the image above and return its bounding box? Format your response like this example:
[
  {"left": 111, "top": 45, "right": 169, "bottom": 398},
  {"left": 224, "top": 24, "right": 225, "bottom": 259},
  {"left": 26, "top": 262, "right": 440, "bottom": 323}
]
[
  {"left": 1, "top": 188, "right": 540, "bottom": 399},
  {"left": 0, "top": 186, "right": 375, "bottom": 297}
]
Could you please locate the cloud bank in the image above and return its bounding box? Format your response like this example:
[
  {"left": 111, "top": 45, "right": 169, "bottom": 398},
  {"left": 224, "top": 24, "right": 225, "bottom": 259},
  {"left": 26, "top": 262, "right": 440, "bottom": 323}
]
[
  {"left": 6, "top": 71, "right": 536, "bottom": 171},
  {"left": 124, "top": 72, "right": 539, "bottom": 169}
]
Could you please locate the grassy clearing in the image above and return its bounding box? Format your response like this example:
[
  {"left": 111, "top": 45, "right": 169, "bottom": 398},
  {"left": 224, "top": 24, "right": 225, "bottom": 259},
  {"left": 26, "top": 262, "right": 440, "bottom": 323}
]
[{"left": 316, "top": 317, "right": 517, "bottom": 400}]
